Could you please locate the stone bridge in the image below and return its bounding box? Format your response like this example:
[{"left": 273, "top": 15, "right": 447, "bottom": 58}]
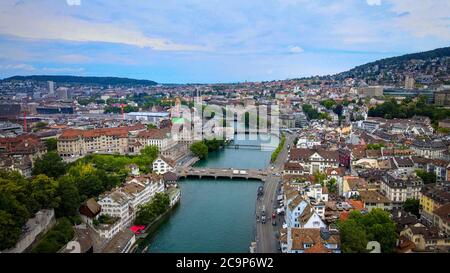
[{"left": 176, "top": 167, "right": 269, "bottom": 181}]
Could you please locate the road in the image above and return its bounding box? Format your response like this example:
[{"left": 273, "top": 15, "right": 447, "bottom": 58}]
[{"left": 255, "top": 132, "right": 295, "bottom": 253}]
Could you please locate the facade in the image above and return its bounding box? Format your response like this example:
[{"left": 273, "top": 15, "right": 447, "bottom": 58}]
[
  {"left": 434, "top": 90, "right": 450, "bottom": 106},
  {"left": 57, "top": 124, "right": 146, "bottom": 160},
  {"left": 97, "top": 174, "right": 165, "bottom": 235},
  {"left": 152, "top": 155, "right": 176, "bottom": 175},
  {"left": 288, "top": 148, "right": 340, "bottom": 174},
  {"left": 411, "top": 139, "right": 447, "bottom": 159},
  {"left": 420, "top": 182, "right": 450, "bottom": 224},
  {"left": 380, "top": 174, "right": 423, "bottom": 205},
  {"left": 281, "top": 228, "right": 340, "bottom": 253},
  {"left": 359, "top": 190, "right": 392, "bottom": 212},
  {"left": 135, "top": 128, "right": 175, "bottom": 153}
]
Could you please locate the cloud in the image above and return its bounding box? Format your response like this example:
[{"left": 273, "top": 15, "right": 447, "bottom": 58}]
[
  {"left": 289, "top": 46, "right": 304, "bottom": 53},
  {"left": 0, "top": 63, "right": 36, "bottom": 71},
  {"left": 366, "top": 0, "right": 381, "bottom": 6},
  {"left": 388, "top": 0, "right": 450, "bottom": 40},
  {"left": 66, "top": 0, "right": 81, "bottom": 6},
  {"left": 0, "top": 1, "right": 208, "bottom": 51}
]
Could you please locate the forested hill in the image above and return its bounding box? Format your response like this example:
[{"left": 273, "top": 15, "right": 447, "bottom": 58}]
[
  {"left": 333, "top": 46, "right": 450, "bottom": 85},
  {"left": 1, "top": 75, "right": 158, "bottom": 86}
]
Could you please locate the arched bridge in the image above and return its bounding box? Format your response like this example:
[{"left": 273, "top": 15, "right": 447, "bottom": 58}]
[{"left": 177, "top": 167, "right": 268, "bottom": 181}]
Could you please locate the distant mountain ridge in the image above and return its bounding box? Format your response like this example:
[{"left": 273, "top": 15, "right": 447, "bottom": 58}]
[
  {"left": 332, "top": 46, "right": 450, "bottom": 84},
  {"left": 1, "top": 75, "right": 158, "bottom": 86}
]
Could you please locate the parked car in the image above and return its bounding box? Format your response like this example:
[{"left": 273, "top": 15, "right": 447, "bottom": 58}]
[{"left": 272, "top": 220, "right": 276, "bottom": 226}]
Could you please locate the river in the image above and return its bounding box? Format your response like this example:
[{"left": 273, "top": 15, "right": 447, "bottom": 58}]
[{"left": 147, "top": 133, "right": 279, "bottom": 253}]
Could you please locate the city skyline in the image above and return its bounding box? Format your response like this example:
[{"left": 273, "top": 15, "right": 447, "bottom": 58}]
[{"left": 0, "top": 0, "right": 449, "bottom": 83}]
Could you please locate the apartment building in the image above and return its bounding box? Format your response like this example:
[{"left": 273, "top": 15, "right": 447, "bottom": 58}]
[
  {"left": 97, "top": 174, "right": 165, "bottom": 235},
  {"left": 57, "top": 125, "right": 146, "bottom": 160}
]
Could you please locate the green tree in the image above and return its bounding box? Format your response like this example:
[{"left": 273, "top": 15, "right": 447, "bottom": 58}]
[
  {"left": 135, "top": 193, "right": 170, "bottom": 225},
  {"left": 32, "top": 152, "right": 67, "bottom": 179},
  {"left": 31, "top": 175, "right": 60, "bottom": 209},
  {"left": 56, "top": 176, "right": 81, "bottom": 218},
  {"left": 327, "top": 178, "right": 338, "bottom": 193},
  {"left": 140, "top": 145, "right": 159, "bottom": 162},
  {"left": 44, "top": 138, "right": 58, "bottom": 152},
  {"left": 313, "top": 171, "right": 327, "bottom": 186},
  {"left": 339, "top": 209, "right": 398, "bottom": 253},
  {"left": 0, "top": 210, "right": 22, "bottom": 250},
  {"left": 33, "top": 122, "right": 48, "bottom": 131},
  {"left": 403, "top": 198, "right": 420, "bottom": 218},
  {"left": 338, "top": 218, "right": 368, "bottom": 253},
  {"left": 415, "top": 170, "right": 436, "bottom": 184},
  {"left": 190, "top": 141, "right": 209, "bottom": 159},
  {"left": 32, "top": 218, "right": 74, "bottom": 253}
]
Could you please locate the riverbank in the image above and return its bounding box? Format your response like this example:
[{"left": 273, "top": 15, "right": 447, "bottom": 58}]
[{"left": 132, "top": 199, "right": 181, "bottom": 253}]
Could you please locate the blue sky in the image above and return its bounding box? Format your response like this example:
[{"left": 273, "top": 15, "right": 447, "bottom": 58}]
[{"left": 0, "top": 0, "right": 449, "bottom": 83}]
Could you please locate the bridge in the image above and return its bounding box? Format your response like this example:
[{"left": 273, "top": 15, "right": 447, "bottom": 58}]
[
  {"left": 224, "top": 144, "right": 276, "bottom": 150},
  {"left": 177, "top": 167, "right": 269, "bottom": 181}
]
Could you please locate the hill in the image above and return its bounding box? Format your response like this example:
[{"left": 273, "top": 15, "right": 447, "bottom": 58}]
[
  {"left": 332, "top": 46, "right": 450, "bottom": 85},
  {"left": 1, "top": 75, "right": 158, "bottom": 86}
]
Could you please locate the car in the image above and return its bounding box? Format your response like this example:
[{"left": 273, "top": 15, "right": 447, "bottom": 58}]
[
  {"left": 272, "top": 220, "right": 276, "bottom": 226},
  {"left": 261, "top": 216, "right": 266, "bottom": 224}
]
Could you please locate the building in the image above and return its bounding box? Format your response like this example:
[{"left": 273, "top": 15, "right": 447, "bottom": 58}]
[
  {"left": 281, "top": 228, "right": 340, "bottom": 253},
  {"left": 101, "top": 229, "right": 136, "bottom": 253},
  {"left": 359, "top": 190, "right": 392, "bottom": 212},
  {"left": 135, "top": 128, "right": 175, "bottom": 154},
  {"left": 358, "top": 86, "right": 383, "bottom": 97},
  {"left": 434, "top": 90, "right": 450, "bottom": 106},
  {"left": 56, "top": 87, "right": 72, "bottom": 101},
  {"left": 57, "top": 124, "right": 145, "bottom": 160},
  {"left": 405, "top": 75, "right": 415, "bottom": 89},
  {"left": 36, "top": 106, "right": 74, "bottom": 115},
  {"left": 125, "top": 112, "right": 170, "bottom": 126},
  {"left": 79, "top": 198, "right": 102, "bottom": 226},
  {"left": 47, "top": 81, "right": 55, "bottom": 96},
  {"left": 380, "top": 174, "right": 423, "bottom": 207},
  {"left": 432, "top": 203, "right": 450, "bottom": 235},
  {"left": 152, "top": 155, "right": 176, "bottom": 175},
  {"left": 400, "top": 223, "right": 450, "bottom": 252},
  {"left": 97, "top": 174, "right": 165, "bottom": 235},
  {"left": 420, "top": 182, "right": 450, "bottom": 224},
  {"left": 288, "top": 148, "right": 340, "bottom": 174},
  {"left": 411, "top": 139, "right": 447, "bottom": 159}
]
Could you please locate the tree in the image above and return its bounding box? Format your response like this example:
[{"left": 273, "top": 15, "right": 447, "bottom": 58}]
[
  {"left": 67, "top": 163, "right": 103, "bottom": 199},
  {"left": 147, "top": 124, "right": 157, "bottom": 129},
  {"left": 339, "top": 209, "right": 398, "bottom": 253},
  {"left": 140, "top": 145, "right": 159, "bottom": 162},
  {"left": 32, "top": 218, "right": 74, "bottom": 253},
  {"left": 333, "top": 104, "right": 344, "bottom": 117},
  {"left": 44, "top": 138, "right": 58, "bottom": 152},
  {"left": 415, "top": 170, "right": 436, "bottom": 184},
  {"left": 338, "top": 219, "right": 368, "bottom": 253},
  {"left": 190, "top": 141, "right": 209, "bottom": 159},
  {"left": 33, "top": 122, "right": 48, "bottom": 131},
  {"left": 32, "top": 152, "right": 67, "bottom": 179},
  {"left": 135, "top": 193, "right": 170, "bottom": 225},
  {"left": 403, "top": 199, "right": 420, "bottom": 218},
  {"left": 313, "top": 171, "right": 327, "bottom": 186},
  {"left": 0, "top": 210, "right": 22, "bottom": 250},
  {"left": 327, "top": 178, "right": 338, "bottom": 193},
  {"left": 31, "top": 175, "right": 60, "bottom": 209},
  {"left": 321, "top": 99, "right": 336, "bottom": 110},
  {"left": 56, "top": 176, "right": 81, "bottom": 218}
]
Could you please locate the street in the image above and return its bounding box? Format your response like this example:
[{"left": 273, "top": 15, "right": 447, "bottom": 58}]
[{"left": 255, "top": 132, "right": 295, "bottom": 253}]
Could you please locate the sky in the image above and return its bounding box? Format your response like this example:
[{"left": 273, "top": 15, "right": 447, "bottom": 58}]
[{"left": 0, "top": 0, "right": 449, "bottom": 83}]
